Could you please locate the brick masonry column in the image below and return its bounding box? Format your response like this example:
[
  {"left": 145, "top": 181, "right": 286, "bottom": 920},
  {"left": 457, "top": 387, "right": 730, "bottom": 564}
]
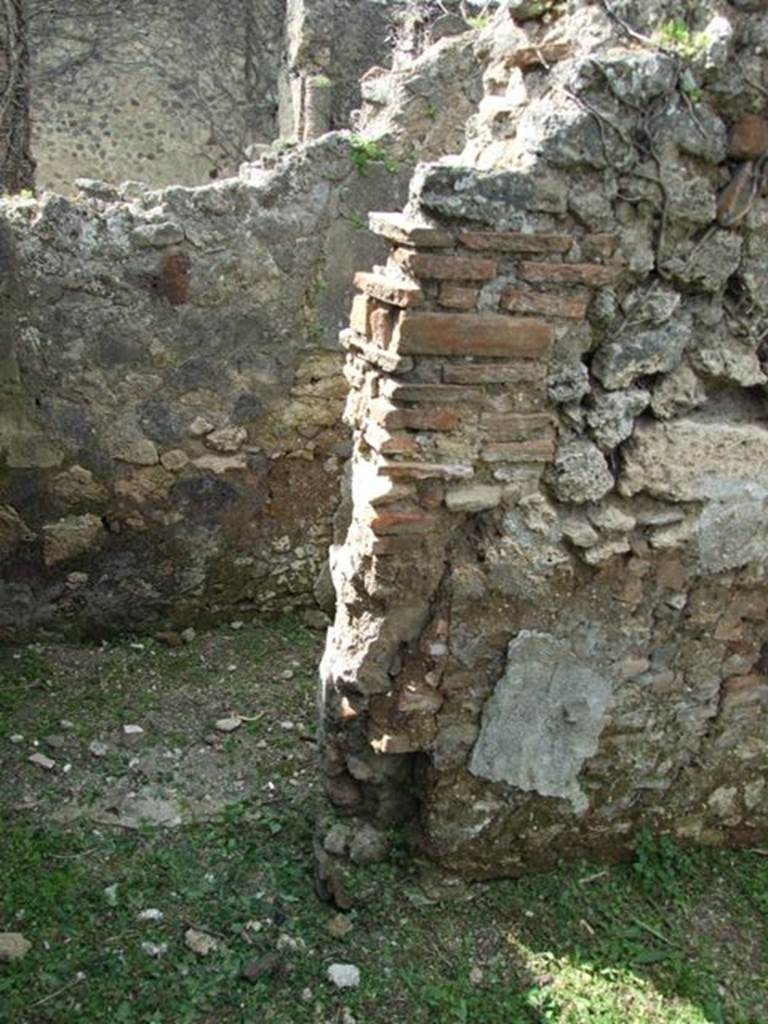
[{"left": 316, "top": 210, "right": 620, "bottom": 903}]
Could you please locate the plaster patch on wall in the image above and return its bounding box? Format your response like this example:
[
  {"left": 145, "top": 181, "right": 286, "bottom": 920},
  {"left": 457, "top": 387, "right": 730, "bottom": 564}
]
[
  {"left": 694, "top": 492, "right": 768, "bottom": 574},
  {"left": 469, "top": 631, "right": 612, "bottom": 813}
]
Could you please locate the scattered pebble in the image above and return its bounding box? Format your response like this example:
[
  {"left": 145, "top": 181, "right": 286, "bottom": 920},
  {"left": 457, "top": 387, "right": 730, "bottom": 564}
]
[
  {"left": 303, "top": 608, "right": 331, "bottom": 631},
  {"left": 276, "top": 933, "right": 306, "bottom": 953},
  {"left": 9, "top": 734, "right": 23, "bottom": 745},
  {"left": 280, "top": 669, "right": 294, "bottom": 680},
  {"left": 215, "top": 716, "right": 242, "bottom": 734},
  {"left": 327, "top": 914, "right": 353, "bottom": 940},
  {"left": 181, "top": 628, "right": 196, "bottom": 644},
  {"left": 122, "top": 724, "right": 144, "bottom": 736},
  {"left": 0, "top": 933, "right": 32, "bottom": 962},
  {"left": 155, "top": 631, "right": 183, "bottom": 648},
  {"left": 89, "top": 740, "right": 108, "bottom": 758},
  {"left": 28, "top": 753, "right": 55, "bottom": 771},
  {"left": 141, "top": 941, "right": 168, "bottom": 958},
  {"left": 43, "top": 734, "right": 66, "bottom": 750},
  {"left": 256, "top": 739, "right": 268, "bottom": 749},
  {"left": 138, "top": 908, "right": 164, "bottom": 922},
  {"left": 240, "top": 919, "right": 263, "bottom": 940},
  {"left": 104, "top": 884, "right": 119, "bottom": 907},
  {"left": 469, "top": 966, "right": 484, "bottom": 985},
  {"left": 230, "top": 621, "right": 245, "bottom": 630},
  {"left": 327, "top": 963, "right": 361, "bottom": 989},
  {"left": 280, "top": 721, "right": 295, "bottom": 731},
  {"left": 184, "top": 928, "right": 221, "bottom": 957},
  {"left": 301, "top": 987, "right": 313, "bottom": 1002},
  {"left": 60, "top": 719, "right": 75, "bottom": 731},
  {"left": 241, "top": 952, "right": 282, "bottom": 982},
  {"left": 323, "top": 824, "right": 350, "bottom": 856}
]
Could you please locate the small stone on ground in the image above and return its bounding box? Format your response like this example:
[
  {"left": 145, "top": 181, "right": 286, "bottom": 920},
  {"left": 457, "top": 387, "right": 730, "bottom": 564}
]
[
  {"left": 184, "top": 928, "right": 221, "bottom": 956},
  {"left": 241, "top": 952, "right": 282, "bottom": 981},
  {"left": 215, "top": 716, "right": 242, "bottom": 733},
  {"left": 327, "top": 914, "right": 354, "bottom": 939},
  {"left": 327, "top": 963, "right": 361, "bottom": 989},
  {"left": 28, "top": 752, "right": 55, "bottom": 770},
  {"left": 0, "top": 933, "right": 32, "bottom": 962}
]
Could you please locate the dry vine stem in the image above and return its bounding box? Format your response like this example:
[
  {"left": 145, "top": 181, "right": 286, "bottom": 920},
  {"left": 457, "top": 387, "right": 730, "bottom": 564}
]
[{"left": 0, "top": 0, "right": 35, "bottom": 192}]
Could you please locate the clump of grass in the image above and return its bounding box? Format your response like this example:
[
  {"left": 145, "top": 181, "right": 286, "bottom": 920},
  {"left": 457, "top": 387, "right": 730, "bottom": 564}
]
[
  {"left": 655, "top": 18, "right": 707, "bottom": 59},
  {"left": 349, "top": 135, "right": 398, "bottom": 175}
]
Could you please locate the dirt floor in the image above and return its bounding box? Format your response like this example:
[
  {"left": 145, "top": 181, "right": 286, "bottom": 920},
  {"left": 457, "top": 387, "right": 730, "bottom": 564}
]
[{"left": 1, "top": 617, "right": 767, "bottom": 1024}]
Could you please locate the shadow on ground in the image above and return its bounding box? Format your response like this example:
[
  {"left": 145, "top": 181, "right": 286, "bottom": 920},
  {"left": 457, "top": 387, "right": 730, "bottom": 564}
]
[{"left": 1, "top": 619, "right": 766, "bottom": 1023}]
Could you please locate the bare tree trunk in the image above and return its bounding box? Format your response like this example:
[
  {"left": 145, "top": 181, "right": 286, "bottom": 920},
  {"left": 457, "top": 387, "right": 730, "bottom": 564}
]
[{"left": 0, "top": 0, "right": 35, "bottom": 194}]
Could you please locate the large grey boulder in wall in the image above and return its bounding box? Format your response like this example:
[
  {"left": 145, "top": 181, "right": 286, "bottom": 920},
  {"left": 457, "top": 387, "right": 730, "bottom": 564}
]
[{"left": 469, "top": 631, "right": 612, "bottom": 813}]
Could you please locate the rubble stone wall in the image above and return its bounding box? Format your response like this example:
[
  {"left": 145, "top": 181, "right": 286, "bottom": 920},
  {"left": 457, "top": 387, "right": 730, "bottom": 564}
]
[
  {"left": 318, "top": 1, "right": 768, "bottom": 888},
  {"left": 29, "top": 0, "right": 287, "bottom": 191},
  {"left": 0, "top": 3, "right": 487, "bottom": 641},
  {"left": 28, "top": 0, "right": 473, "bottom": 192},
  {"left": 0, "top": 136, "right": 408, "bottom": 639}
]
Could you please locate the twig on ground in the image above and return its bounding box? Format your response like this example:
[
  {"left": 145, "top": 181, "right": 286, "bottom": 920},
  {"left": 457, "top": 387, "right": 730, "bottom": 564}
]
[
  {"left": 27, "top": 977, "right": 84, "bottom": 1010},
  {"left": 579, "top": 870, "right": 608, "bottom": 885}
]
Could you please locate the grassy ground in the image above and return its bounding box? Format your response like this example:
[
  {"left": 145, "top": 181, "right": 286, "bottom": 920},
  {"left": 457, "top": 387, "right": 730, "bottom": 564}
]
[{"left": 1, "top": 618, "right": 766, "bottom": 1024}]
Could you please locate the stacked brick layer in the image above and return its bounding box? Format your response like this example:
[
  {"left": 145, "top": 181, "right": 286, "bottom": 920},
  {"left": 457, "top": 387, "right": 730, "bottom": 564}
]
[{"left": 320, "top": 209, "right": 620, "bottom": 816}]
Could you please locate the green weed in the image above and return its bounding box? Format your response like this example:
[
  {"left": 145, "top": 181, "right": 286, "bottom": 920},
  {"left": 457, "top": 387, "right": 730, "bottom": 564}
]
[
  {"left": 656, "top": 19, "right": 707, "bottom": 59},
  {"left": 349, "top": 135, "right": 398, "bottom": 175}
]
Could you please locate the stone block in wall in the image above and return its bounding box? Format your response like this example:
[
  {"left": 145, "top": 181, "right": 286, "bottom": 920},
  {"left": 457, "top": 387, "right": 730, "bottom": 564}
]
[
  {"left": 354, "top": 272, "right": 423, "bottom": 308},
  {"left": 482, "top": 413, "right": 553, "bottom": 441},
  {"left": 349, "top": 294, "right": 373, "bottom": 336},
  {"left": 482, "top": 440, "right": 555, "bottom": 463},
  {"left": 369, "top": 510, "right": 437, "bottom": 536},
  {"left": 392, "top": 312, "right": 552, "bottom": 359},
  {"left": 519, "top": 261, "right": 619, "bottom": 287},
  {"left": 445, "top": 484, "right": 502, "bottom": 512},
  {"left": 42, "top": 514, "right": 104, "bottom": 567},
  {"left": 368, "top": 212, "right": 453, "bottom": 249},
  {"left": 393, "top": 249, "right": 497, "bottom": 282},
  {"left": 439, "top": 285, "right": 479, "bottom": 310},
  {"left": 458, "top": 231, "right": 572, "bottom": 253},
  {"left": 469, "top": 631, "right": 612, "bottom": 814},
  {"left": 500, "top": 287, "right": 589, "bottom": 319},
  {"left": 619, "top": 419, "right": 768, "bottom": 502},
  {"left": 443, "top": 363, "right": 546, "bottom": 385},
  {"left": 369, "top": 399, "right": 460, "bottom": 432}
]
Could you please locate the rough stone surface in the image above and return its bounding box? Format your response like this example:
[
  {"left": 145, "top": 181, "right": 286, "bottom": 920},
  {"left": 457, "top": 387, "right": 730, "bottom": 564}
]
[
  {"left": 30, "top": 0, "right": 415, "bottom": 191},
  {"left": 0, "top": 933, "right": 32, "bottom": 962},
  {"left": 318, "top": 0, "right": 768, "bottom": 886},
  {"left": 549, "top": 441, "right": 614, "bottom": 504},
  {"left": 586, "top": 388, "right": 650, "bottom": 451},
  {"left": 470, "top": 632, "right": 612, "bottom": 813},
  {"left": 0, "top": 134, "right": 409, "bottom": 638},
  {"left": 327, "top": 963, "right": 361, "bottom": 989},
  {"left": 184, "top": 928, "right": 221, "bottom": 957},
  {"left": 620, "top": 420, "right": 768, "bottom": 502},
  {"left": 592, "top": 320, "right": 690, "bottom": 390}
]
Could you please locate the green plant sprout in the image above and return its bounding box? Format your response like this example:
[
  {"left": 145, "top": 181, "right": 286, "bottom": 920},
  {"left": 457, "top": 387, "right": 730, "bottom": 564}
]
[{"left": 349, "top": 135, "right": 398, "bottom": 175}]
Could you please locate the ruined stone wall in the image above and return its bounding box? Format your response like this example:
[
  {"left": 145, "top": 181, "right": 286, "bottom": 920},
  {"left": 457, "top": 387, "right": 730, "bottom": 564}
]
[
  {"left": 278, "top": 0, "right": 396, "bottom": 143},
  {"left": 0, "top": 135, "right": 408, "bottom": 639},
  {"left": 29, "top": 0, "right": 287, "bottom": 191},
  {"left": 27, "top": 0, "right": 473, "bottom": 192},
  {"left": 0, "top": 4, "right": 493, "bottom": 641},
  {"left": 318, "top": 1, "right": 768, "bottom": 890}
]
